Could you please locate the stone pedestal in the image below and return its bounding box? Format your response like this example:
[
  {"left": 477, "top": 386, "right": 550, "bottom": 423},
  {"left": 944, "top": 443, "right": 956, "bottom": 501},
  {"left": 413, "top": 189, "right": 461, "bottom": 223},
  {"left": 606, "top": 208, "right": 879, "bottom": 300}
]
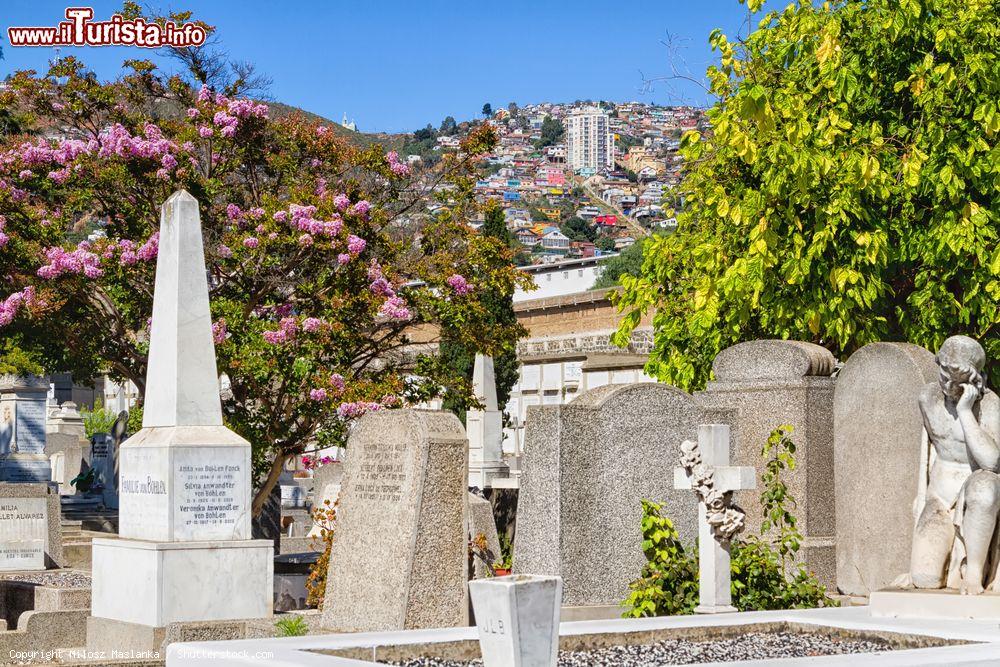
[
  {"left": 0, "top": 376, "right": 52, "bottom": 483},
  {"left": 91, "top": 538, "right": 272, "bottom": 626},
  {"left": 469, "top": 574, "right": 562, "bottom": 667},
  {"left": 45, "top": 402, "right": 87, "bottom": 495}
]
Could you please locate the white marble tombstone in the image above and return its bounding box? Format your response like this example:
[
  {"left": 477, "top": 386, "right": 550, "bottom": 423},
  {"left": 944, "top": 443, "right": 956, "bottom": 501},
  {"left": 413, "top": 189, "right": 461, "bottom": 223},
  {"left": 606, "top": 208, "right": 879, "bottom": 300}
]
[
  {"left": 90, "top": 191, "right": 272, "bottom": 631},
  {"left": 467, "top": 354, "right": 509, "bottom": 488},
  {"left": 0, "top": 375, "right": 52, "bottom": 482}
]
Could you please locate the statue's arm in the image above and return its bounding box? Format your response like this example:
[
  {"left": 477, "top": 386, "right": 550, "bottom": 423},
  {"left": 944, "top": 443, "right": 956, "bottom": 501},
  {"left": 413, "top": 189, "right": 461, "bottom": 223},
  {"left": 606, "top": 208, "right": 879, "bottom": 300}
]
[{"left": 960, "top": 390, "right": 1000, "bottom": 472}]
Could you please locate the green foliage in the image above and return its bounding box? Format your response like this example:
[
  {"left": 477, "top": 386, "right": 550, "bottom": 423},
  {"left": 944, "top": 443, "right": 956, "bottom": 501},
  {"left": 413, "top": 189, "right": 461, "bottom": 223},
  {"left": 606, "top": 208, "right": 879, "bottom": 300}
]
[
  {"left": 731, "top": 426, "right": 833, "bottom": 611},
  {"left": 82, "top": 401, "right": 117, "bottom": 438},
  {"left": 494, "top": 532, "right": 514, "bottom": 570},
  {"left": 0, "top": 338, "right": 44, "bottom": 377},
  {"left": 593, "top": 237, "right": 651, "bottom": 289},
  {"left": 70, "top": 467, "right": 97, "bottom": 493},
  {"left": 596, "top": 236, "right": 617, "bottom": 253},
  {"left": 274, "top": 615, "right": 309, "bottom": 637},
  {"left": 126, "top": 405, "right": 143, "bottom": 435},
  {"left": 621, "top": 427, "right": 834, "bottom": 617},
  {"left": 615, "top": 0, "right": 1000, "bottom": 390},
  {"left": 560, "top": 217, "right": 596, "bottom": 243},
  {"left": 482, "top": 103, "right": 493, "bottom": 118},
  {"left": 621, "top": 500, "right": 699, "bottom": 617},
  {"left": 534, "top": 116, "right": 565, "bottom": 149}
]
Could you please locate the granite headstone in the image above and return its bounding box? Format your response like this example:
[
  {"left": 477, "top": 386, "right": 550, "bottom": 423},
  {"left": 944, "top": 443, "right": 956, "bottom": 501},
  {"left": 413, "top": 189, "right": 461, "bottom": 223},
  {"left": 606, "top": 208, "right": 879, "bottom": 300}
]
[
  {"left": 321, "top": 409, "right": 468, "bottom": 631},
  {"left": 515, "top": 383, "right": 732, "bottom": 607},
  {"left": 696, "top": 339, "right": 838, "bottom": 587},
  {"left": 833, "top": 342, "right": 937, "bottom": 595}
]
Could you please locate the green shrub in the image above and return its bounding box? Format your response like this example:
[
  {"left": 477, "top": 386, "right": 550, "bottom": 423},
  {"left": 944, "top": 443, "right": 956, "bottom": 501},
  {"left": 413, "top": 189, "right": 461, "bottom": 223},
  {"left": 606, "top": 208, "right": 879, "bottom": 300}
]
[
  {"left": 621, "top": 426, "right": 836, "bottom": 617},
  {"left": 274, "top": 615, "right": 308, "bottom": 637},
  {"left": 81, "top": 400, "right": 116, "bottom": 438}
]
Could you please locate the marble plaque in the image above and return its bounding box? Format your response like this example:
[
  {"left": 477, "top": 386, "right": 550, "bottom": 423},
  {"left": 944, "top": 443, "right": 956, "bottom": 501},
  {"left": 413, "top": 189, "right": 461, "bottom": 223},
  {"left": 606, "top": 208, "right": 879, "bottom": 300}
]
[
  {"left": 0, "top": 497, "right": 47, "bottom": 571},
  {"left": 520, "top": 365, "right": 540, "bottom": 391},
  {"left": 15, "top": 400, "right": 46, "bottom": 454}
]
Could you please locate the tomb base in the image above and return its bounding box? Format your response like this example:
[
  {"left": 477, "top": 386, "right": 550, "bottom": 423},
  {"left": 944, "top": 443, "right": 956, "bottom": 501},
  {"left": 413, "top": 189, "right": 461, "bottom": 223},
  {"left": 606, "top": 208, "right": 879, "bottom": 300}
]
[
  {"left": 91, "top": 537, "right": 273, "bottom": 628},
  {"left": 870, "top": 588, "right": 1000, "bottom": 620},
  {"left": 468, "top": 461, "right": 509, "bottom": 489}
]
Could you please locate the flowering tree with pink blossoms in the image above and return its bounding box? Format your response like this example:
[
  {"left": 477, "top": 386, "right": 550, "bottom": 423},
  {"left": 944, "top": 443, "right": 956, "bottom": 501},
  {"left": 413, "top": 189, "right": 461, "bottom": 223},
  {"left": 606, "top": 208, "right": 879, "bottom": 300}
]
[{"left": 0, "top": 56, "right": 527, "bottom": 514}]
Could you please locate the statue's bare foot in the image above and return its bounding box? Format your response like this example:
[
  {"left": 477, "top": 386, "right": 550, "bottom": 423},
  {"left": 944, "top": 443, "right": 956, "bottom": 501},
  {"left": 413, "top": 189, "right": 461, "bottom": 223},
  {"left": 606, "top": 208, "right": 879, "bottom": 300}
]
[
  {"left": 960, "top": 579, "right": 985, "bottom": 595},
  {"left": 890, "top": 573, "right": 914, "bottom": 589}
]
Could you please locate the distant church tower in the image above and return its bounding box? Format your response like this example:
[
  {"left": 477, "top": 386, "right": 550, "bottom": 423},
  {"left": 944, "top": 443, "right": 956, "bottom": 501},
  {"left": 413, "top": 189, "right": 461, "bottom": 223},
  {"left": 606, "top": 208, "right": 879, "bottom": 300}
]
[{"left": 340, "top": 112, "right": 357, "bottom": 132}]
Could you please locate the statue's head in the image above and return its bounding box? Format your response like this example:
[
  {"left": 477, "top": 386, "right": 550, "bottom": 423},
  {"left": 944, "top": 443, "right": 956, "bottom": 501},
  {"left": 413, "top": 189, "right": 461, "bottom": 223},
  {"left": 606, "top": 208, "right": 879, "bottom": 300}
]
[{"left": 937, "top": 335, "right": 987, "bottom": 400}]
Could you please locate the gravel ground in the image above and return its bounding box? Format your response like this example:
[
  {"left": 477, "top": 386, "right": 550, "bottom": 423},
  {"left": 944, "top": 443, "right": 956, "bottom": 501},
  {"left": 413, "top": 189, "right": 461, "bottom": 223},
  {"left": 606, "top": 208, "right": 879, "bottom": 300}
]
[
  {"left": 386, "top": 631, "right": 894, "bottom": 666},
  {"left": 0, "top": 571, "right": 92, "bottom": 588}
]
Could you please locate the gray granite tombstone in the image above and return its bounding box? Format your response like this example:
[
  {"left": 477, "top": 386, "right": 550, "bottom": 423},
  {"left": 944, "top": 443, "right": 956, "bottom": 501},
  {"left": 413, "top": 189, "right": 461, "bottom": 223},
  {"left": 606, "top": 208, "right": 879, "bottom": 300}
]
[
  {"left": 321, "top": 409, "right": 467, "bottom": 631},
  {"left": 0, "top": 376, "right": 52, "bottom": 483},
  {"left": 515, "top": 383, "right": 732, "bottom": 609},
  {"left": 0, "top": 482, "right": 63, "bottom": 570},
  {"left": 696, "top": 339, "right": 838, "bottom": 588},
  {"left": 834, "top": 342, "right": 937, "bottom": 595}
]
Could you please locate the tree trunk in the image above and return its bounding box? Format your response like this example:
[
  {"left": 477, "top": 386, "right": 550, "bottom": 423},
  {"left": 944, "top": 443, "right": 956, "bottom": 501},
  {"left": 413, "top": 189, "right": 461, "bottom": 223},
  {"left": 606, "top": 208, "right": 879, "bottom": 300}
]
[{"left": 252, "top": 452, "right": 289, "bottom": 518}]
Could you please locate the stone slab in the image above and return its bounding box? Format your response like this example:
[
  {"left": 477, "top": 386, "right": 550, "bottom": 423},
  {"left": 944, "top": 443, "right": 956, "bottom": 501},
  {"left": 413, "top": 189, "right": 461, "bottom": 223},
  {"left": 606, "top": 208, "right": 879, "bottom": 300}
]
[
  {"left": 870, "top": 589, "right": 1000, "bottom": 621},
  {"left": 90, "top": 537, "right": 273, "bottom": 628},
  {"left": 468, "top": 493, "right": 501, "bottom": 579},
  {"left": 0, "top": 483, "right": 62, "bottom": 569},
  {"left": 322, "top": 409, "right": 468, "bottom": 632},
  {"left": 834, "top": 342, "right": 937, "bottom": 595}
]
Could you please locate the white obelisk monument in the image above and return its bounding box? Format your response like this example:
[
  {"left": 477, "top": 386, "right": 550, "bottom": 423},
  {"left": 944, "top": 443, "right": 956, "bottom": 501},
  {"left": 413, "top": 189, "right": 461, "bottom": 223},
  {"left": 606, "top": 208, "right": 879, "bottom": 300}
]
[
  {"left": 90, "top": 191, "right": 272, "bottom": 641},
  {"left": 466, "top": 354, "right": 509, "bottom": 488}
]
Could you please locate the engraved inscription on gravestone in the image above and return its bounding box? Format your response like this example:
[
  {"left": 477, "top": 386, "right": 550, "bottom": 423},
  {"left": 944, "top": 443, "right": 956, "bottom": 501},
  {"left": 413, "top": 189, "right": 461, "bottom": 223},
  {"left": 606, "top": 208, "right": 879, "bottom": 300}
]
[
  {"left": 176, "top": 462, "right": 241, "bottom": 529},
  {"left": 15, "top": 400, "right": 46, "bottom": 454},
  {"left": 0, "top": 497, "right": 47, "bottom": 570},
  {"left": 355, "top": 442, "right": 407, "bottom": 503}
]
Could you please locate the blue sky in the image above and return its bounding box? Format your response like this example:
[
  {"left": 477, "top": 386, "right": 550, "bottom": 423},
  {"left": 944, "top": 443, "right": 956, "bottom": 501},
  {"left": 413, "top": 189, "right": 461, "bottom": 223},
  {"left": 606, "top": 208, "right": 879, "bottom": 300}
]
[{"left": 1, "top": 1, "right": 766, "bottom": 133}]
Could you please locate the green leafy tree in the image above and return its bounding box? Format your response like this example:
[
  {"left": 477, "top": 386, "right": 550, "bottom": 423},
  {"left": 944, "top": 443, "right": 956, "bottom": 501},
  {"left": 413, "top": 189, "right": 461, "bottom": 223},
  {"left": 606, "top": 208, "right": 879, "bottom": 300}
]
[
  {"left": 614, "top": 0, "right": 1000, "bottom": 390},
  {"left": 535, "top": 116, "right": 565, "bottom": 149},
  {"left": 559, "top": 216, "right": 596, "bottom": 243},
  {"left": 482, "top": 103, "right": 493, "bottom": 118},
  {"left": 439, "top": 116, "right": 457, "bottom": 136},
  {"left": 594, "top": 237, "right": 649, "bottom": 289},
  {"left": 596, "top": 236, "right": 617, "bottom": 253}
]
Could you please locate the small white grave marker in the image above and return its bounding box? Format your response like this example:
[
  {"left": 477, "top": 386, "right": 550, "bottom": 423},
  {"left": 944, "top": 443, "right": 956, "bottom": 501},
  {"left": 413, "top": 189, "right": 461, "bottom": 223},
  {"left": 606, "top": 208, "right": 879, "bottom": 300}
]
[
  {"left": 673, "top": 423, "right": 755, "bottom": 613},
  {"left": 469, "top": 574, "right": 562, "bottom": 667}
]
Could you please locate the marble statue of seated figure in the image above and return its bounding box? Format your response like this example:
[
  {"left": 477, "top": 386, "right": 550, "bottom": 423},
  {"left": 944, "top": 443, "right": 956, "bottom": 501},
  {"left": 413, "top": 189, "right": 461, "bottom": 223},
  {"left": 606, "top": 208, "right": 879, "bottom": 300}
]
[{"left": 896, "top": 335, "right": 1000, "bottom": 595}]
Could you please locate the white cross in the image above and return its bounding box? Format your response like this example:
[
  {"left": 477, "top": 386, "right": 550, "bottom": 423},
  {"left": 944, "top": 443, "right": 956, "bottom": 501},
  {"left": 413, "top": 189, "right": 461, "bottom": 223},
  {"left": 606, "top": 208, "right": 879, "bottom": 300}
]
[{"left": 673, "top": 424, "right": 756, "bottom": 613}]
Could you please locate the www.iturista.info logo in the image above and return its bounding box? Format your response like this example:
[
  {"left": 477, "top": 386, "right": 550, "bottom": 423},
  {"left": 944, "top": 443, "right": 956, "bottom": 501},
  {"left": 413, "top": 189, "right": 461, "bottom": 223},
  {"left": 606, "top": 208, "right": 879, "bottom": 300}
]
[{"left": 7, "top": 7, "right": 207, "bottom": 48}]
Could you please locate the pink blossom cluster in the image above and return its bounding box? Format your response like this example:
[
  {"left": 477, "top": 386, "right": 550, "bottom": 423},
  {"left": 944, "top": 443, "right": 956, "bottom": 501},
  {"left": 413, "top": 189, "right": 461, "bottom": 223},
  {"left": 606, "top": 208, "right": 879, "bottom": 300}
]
[
  {"left": 309, "top": 388, "right": 328, "bottom": 402},
  {"left": 385, "top": 151, "right": 411, "bottom": 177},
  {"left": 213, "top": 111, "right": 239, "bottom": 138},
  {"left": 0, "top": 216, "right": 8, "bottom": 249},
  {"left": 2, "top": 137, "right": 95, "bottom": 168},
  {"left": 243, "top": 237, "right": 259, "bottom": 249},
  {"left": 347, "top": 234, "right": 366, "bottom": 255},
  {"left": 446, "top": 273, "right": 473, "bottom": 296},
  {"left": 273, "top": 204, "right": 344, "bottom": 238},
  {"left": 0, "top": 287, "right": 37, "bottom": 327},
  {"left": 351, "top": 200, "right": 372, "bottom": 219},
  {"left": 99, "top": 123, "right": 178, "bottom": 163},
  {"left": 336, "top": 401, "right": 383, "bottom": 419},
  {"left": 212, "top": 318, "right": 227, "bottom": 344},
  {"left": 37, "top": 245, "right": 102, "bottom": 279},
  {"left": 261, "top": 316, "right": 299, "bottom": 344},
  {"left": 330, "top": 373, "right": 345, "bottom": 393},
  {"left": 302, "top": 317, "right": 325, "bottom": 332},
  {"left": 227, "top": 99, "right": 268, "bottom": 120},
  {"left": 379, "top": 296, "right": 411, "bottom": 320},
  {"left": 301, "top": 455, "right": 335, "bottom": 470},
  {"left": 333, "top": 194, "right": 350, "bottom": 211}
]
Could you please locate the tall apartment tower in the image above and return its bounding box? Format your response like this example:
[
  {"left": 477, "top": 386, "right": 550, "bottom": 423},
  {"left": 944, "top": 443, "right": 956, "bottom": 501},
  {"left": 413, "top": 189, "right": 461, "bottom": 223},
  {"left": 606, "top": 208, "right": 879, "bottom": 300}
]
[{"left": 566, "top": 107, "right": 614, "bottom": 172}]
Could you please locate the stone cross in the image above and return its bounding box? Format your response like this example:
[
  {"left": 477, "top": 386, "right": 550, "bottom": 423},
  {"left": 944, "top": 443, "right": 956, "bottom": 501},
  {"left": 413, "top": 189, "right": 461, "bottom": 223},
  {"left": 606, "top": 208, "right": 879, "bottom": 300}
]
[{"left": 673, "top": 423, "right": 755, "bottom": 613}]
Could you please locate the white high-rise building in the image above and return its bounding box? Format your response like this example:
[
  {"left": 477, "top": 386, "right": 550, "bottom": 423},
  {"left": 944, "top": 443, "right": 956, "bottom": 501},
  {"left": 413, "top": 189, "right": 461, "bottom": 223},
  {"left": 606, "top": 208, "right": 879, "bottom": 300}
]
[{"left": 566, "top": 107, "right": 614, "bottom": 172}]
